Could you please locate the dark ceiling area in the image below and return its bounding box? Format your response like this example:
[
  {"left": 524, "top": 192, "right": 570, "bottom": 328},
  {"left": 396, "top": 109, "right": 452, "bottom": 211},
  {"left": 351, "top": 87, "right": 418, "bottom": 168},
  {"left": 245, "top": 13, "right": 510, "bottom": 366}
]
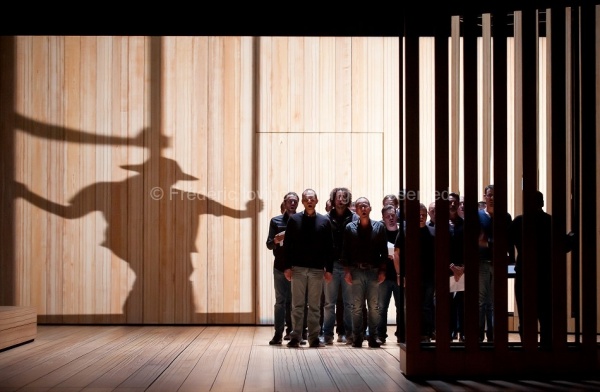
[{"left": 4, "top": 1, "right": 592, "bottom": 37}]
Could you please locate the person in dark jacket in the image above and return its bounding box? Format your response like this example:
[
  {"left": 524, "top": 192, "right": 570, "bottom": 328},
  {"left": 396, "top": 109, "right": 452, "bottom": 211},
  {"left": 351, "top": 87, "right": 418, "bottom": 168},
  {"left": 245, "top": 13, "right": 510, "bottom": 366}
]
[
  {"left": 342, "top": 197, "right": 388, "bottom": 348},
  {"left": 284, "top": 189, "right": 334, "bottom": 348},
  {"left": 265, "top": 192, "right": 299, "bottom": 345}
]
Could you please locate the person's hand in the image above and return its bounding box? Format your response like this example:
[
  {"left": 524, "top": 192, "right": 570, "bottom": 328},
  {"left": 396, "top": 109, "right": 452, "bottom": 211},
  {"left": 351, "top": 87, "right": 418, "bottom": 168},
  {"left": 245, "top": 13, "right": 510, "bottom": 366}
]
[
  {"left": 344, "top": 271, "right": 353, "bottom": 285},
  {"left": 377, "top": 270, "right": 386, "bottom": 284},
  {"left": 450, "top": 264, "right": 464, "bottom": 281},
  {"left": 275, "top": 231, "right": 285, "bottom": 245},
  {"left": 246, "top": 198, "right": 264, "bottom": 213},
  {"left": 284, "top": 268, "right": 292, "bottom": 281},
  {"left": 324, "top": 271, "right": 333, "bottom": 283}
]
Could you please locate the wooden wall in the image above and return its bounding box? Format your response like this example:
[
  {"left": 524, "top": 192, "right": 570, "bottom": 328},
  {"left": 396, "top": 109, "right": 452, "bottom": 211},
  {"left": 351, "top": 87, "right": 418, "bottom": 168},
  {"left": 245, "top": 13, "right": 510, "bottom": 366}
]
[{"left": 0, "top": 34, "right": 594, "bottom": 329}]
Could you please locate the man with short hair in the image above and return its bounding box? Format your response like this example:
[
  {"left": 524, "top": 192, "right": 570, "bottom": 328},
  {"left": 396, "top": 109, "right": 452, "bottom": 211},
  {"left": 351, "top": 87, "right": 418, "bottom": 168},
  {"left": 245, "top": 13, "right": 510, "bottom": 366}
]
[
  {"left": 284, "top": 189, "right": 334, "bottom": 348},
  {"left": 266, "top": 192, "right": 299, "bottom": 345},
  {"left": 342, "top": 197, "right": 388, "bottom": 348}
]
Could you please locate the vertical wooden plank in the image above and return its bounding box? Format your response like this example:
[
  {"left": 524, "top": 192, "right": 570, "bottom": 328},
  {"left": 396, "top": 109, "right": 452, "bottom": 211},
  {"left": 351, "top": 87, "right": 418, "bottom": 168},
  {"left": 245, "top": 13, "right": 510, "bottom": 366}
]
[
  {"left": 126, "top": 36, "right": 148, "bottom": 324},
  {"left": 289, "top": 37, "right": 304, "bottom": 133},
  {"left": 383, "top": 37, "right": 400, "bottom": 192},
  {"left": 144, "top": 36, "right": 161, "bottom": 324},
  {"left": 481, "top": 14, "right": 492, "bottom": 187},
  {"left": 222, "top": 36, "right": 241, "bottom": 323},
  {"left": 272, "top": 37, "right": 289, "bottom": 133},
  {"left": 95, "top": 36, "right": 112, "bottom": 323},
  {"left": 29, "top": 36, "right": 49, "bottom": 320},
  {"left": 450, "top": 17, "right": 462, "bottom": 193},
  {"left": 258, "top": 37, "right": 272, "bottom": 134},
  {"left": 352, "top": 37, "right": 368, "bottom": 133},
  {"left": 62, "top": 36, "right": 82, "bottom": 321},
  {"left": 336, "top": 37, "right": 352, "bottom": 134},
  {"left": 491, "top": 8, "right": 509, "bottom": 353},
  {"left": 304, "top": 37, "right": 319, "bottom": 133},
  {"left": 239, "top": 36, "right": 256, "bottom": 324},
  {"left": 110, "top": 35, "right": 130, "bottom": 323},
  {"left": 419, "top": 38, "right": 436, "bottom": 201},
  {"left": 320, "top": 37, "right": 335, "bottom": 133},
  {"left": 46, "top": 36, "right": 65, "bottom": 322},
  {"left": 207, "top": 36, "right": 225, "bottom": 322},
  {"left": 368, "top": 37, "right": 384, "bottom": 134},
  {"left": 190, "top": 36, "right": 209, "bottom": 324}
]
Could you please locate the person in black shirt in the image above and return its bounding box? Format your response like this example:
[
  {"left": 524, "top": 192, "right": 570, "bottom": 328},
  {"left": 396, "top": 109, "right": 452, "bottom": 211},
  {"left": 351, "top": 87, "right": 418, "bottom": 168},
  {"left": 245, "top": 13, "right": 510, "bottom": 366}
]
[
  {"left": 266, "top": 192, "right": 299, "bottom": 345},
  {"left": 284, "top": 189, "right": 334, "bottom": 348},
  {"left": 342, "top": 197, "right": 388, "bottom": 348}
]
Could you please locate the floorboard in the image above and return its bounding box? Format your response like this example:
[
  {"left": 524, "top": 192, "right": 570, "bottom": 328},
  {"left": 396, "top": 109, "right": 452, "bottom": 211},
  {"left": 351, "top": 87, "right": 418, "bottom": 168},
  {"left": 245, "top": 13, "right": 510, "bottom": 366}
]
[{"left": 0, "top": 325, "right": 597, "bottom": 392}]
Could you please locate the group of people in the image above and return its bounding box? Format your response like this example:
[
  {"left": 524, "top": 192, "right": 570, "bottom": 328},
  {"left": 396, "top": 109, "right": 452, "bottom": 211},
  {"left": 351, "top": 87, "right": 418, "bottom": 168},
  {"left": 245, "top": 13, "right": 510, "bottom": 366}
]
[
  {"left": 266, "top": 185, "right": 569, "bottom": 349},
  {"left": 266, "top": 188, "right": 394, "bottom": 348}
]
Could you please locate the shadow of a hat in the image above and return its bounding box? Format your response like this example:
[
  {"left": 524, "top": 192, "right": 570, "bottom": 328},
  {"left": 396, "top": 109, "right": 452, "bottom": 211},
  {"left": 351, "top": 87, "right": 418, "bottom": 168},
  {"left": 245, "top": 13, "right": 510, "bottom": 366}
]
[{"left": 121, "top": 157, "right": 198, "bottom": 181}]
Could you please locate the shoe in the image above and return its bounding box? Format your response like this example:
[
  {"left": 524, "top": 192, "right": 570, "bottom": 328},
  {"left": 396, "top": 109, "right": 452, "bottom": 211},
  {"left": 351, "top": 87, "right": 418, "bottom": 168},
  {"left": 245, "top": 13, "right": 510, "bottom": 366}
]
[
  {"left": 380, "top": 338, "right": 386, "bottom": 345},
  {"left": 283, "top": 333, "right": 291, "bottom": 341},
  {"left": 323, "top": 335, "right": 334, "bottom": 345},
  {"left": 337, "top": 335, "right": 346, "bottom": 343},
  {"left": 429, "top": 331, "right": 436, "bottom": 341},
  {"left": 269, "top": 334, "right": 283, "bottom": 345},
  {"left": 459, "top": 334, "right": 465, "bottom": 342},
  {"left": 420, "top": 336, "right": 431, "bottom": 343},
  {"left": 345, "top": 336, "right": 354, "bottom": 345},
  {"left": 287, "top": 338, "right": 300, "bottom": 348},
  {"left": 309, "top": 339, "right": 325, "bottom": 348},
  {"left": 451, "top": 331, "right": 457, "bottom": 340},
  {"left": 352, "top": 339, "right": 363, "bottom": 348},
  {"left": 300, "top": 339, "right": 307, "bottom": 345},
  {"left": 368, "top": 338, "right": 382, "bottom": 348}
]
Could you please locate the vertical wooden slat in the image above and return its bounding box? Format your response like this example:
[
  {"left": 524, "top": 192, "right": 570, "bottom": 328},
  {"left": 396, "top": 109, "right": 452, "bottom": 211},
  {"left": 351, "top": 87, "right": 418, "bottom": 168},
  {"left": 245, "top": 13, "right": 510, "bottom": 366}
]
[
  {"left": 462, "top": 9, "right": 482, "bottom": 364},
  {"left": 190, "top": 36, "right": 209, "bottom": 324},
  {"left": 401, "top": 11, "right": 424, "bottom": 375},
  {"left": 125, "top": 36, "right": 147, "bottom": 324},
  {"left": 289, "top": 37, "right": 304, "bottom": 133},
  {"left": 335, "top": 37, "right": 352, "bottom": 134},
  {"left": 481, "top": 14, "right": 492, "bottom": 188},
  {"left": 548, "top": 6, "right": 569, "bottom": 353},
  {"left": 433, "top": 8, "right": 451, "bottom": 366},
  {"left": 383, "top": 37, "right": 400, "bottom": 192},
  {"left": 450, "top": 18, "right": 461, "bottom": 194},
  {"left": 491, "top": 8, "right": 509, "bottom": 353},
  {"left": 304, "top": 37, "right": 319, "bottom": 133},
  {"left": 519, "top": 8, "right": 540, "bottom": 352},
  {"left": 320, "top": 37, "right": 335, "bottom": 133},
  {"left": 580, "top": 3, "right": 598, "bottom": 352},
  {"left": 351, "top": 37, "right": 368, "bottom": 133}
]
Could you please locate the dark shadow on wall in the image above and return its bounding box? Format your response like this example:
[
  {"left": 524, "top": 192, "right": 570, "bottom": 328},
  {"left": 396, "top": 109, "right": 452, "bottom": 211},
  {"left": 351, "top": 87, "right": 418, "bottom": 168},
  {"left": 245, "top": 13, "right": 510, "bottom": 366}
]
[{"left": 2, "top": 36, "right": 263, "bottom": 323}]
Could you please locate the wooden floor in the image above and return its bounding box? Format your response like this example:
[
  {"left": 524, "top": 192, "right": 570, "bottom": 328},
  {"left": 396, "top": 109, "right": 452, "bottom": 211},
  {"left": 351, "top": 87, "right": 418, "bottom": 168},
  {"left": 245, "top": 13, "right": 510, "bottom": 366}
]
[{"left": 0, "top": 325, "right": 599, "bottom": 392}]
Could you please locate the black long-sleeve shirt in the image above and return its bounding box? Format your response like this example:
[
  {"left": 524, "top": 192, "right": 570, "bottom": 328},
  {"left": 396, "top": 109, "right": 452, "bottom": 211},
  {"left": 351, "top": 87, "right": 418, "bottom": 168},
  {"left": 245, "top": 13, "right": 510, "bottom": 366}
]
[
  {"left": 266, "top": 212, "right": 291, "bottom": 272},
  {"left": 341, "top": 219, "right": 388, "bottom": 271},
  {"left": 283, "top": 211, "right": 334, "bottom": 272}
]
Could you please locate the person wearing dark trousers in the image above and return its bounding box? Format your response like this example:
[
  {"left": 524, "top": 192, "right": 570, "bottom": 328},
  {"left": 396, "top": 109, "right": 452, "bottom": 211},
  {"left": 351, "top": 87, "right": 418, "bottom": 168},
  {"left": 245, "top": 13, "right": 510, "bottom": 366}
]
[
  {"left": 478, "top": 184, "right": 514, "bottom": 343},
  {"left": 377, "top": 204, "right": 401, "bottom": 344},
  {"left": 266, "top": 192, "right": 299, "bottom": 345},
  {"left": 448, "top": 192, "right": 465, "bottom": 342},
  {"left": 284, "top": 189, "right": 334, "bottom": 348},
  {"left": 321, "top": 187, "right": 356, "bottom": 345},
  {"left": 342, "top": 197, "right": 388, "bottom": 348},
  {"left": 509, "top": 190, "right": 574, "bottom": 349}
]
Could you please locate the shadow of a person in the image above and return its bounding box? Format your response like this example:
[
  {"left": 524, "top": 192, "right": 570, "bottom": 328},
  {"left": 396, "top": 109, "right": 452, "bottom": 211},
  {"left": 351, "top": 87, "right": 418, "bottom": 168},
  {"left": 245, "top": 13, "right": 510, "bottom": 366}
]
[{"left": 14, "top": 154, "right": 263, "bottom": 320}]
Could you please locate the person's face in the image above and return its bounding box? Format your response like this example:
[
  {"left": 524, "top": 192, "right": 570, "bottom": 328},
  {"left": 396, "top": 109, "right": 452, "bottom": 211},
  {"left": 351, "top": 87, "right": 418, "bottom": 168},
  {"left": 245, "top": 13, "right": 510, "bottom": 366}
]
[
  {"left": 284, "top": 195, "right": 299, "bottom": 215},
  {"left": 458, "top": 198, "right": 465, "bottom": 218},
  {"left": 382, "top": 209, "right": 397, "bottom": 228},
  {"left": 428, "top": 203, "right": 436, "bottom": 222},
  {"left": 301, "top": 191, "right": 318, "bottom": 213},
  {"left": 484, "top": 188, "right": 494, "bottom": 210},
  {"left": 334, "top": 190, "right": 348, "bottom": 210},
  {"left": 419, "top": 207, "right": 428, "bottom": 227},
  {"left": 383, "top": 197, "right": 398, "bottom": 208},
  {"left": 449, "top": 196, "right": 459, "bottom": 214},
  {"left": 354, "top": 198, "right": 371, "bottom": 219}
]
